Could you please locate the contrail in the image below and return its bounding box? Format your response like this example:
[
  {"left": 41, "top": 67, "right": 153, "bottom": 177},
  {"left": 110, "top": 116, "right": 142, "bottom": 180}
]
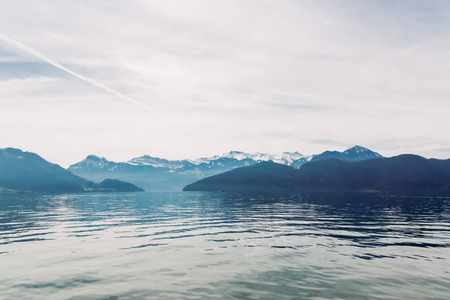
[{"left": 0, "top": 33, "right": 159, "bottom": 114}]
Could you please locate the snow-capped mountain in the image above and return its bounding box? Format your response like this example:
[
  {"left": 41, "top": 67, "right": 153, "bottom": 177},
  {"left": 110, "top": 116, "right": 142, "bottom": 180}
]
[
  {"left": 69, "top": 155, "right": 134, "bottom": 172},
  {"left": 342, "top": 145, "right": 383, "bottom": 161},
  {"left": 186, "top": 151, "right": 307, "bottom": 166},
  {"left": 309, "top": 145, "right": 383, "bottom": 163},
  {"left": 67, "top": 146, "right": 382, "bottom": 191},
  {"left": 280, "top": 152, "right": 305, "bottom": 164},
  {"left": 128, "top": 155, "right": 187, "bottom": 169}
]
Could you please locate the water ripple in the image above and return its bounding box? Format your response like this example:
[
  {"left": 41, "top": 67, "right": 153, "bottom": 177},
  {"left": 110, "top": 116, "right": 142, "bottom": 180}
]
[{"left": 0, "top": 192, "right": 449, "bottom": 299}]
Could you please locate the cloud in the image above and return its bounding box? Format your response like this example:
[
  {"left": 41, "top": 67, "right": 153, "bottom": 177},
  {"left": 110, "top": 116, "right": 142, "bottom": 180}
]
[
  {"left": 0, "top": 77, "right": 60, "bottom": 97},
  {"left": 0, "top": 33, "right": 159, "bottom": 114},
  {"left": 0, "top": 0, "right": 449, "bottom": 165}
]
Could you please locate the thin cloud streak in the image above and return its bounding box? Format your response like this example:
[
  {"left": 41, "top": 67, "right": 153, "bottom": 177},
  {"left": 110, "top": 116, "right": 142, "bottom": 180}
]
[{"left": 0, "top": 33, "right": 160, "bottom": 115}]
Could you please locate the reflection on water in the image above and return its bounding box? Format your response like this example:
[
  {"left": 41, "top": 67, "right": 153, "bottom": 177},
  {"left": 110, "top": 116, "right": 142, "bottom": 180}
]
[{"left": 0, "top": 192, "right": 449, "bottom": 299}]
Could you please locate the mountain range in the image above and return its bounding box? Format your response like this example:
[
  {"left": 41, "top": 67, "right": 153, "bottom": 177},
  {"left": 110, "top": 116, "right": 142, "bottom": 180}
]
[
  {"left": 2, "top": 146, "right": 449, "bottom": 195},
  {"left": 0, "top": 148, "right": 143, "bottom": 193},
  {"left": 68, "top": 146, "right": 382, "bottom": 191},
  {"left": 183, "top": 155, "right": 450, "bottom": 195}
]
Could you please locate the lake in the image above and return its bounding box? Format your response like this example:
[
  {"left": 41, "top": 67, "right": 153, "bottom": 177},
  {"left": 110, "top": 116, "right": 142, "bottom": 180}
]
[{"left": 0, "top": 192, "right": 449, "bottom": 299}]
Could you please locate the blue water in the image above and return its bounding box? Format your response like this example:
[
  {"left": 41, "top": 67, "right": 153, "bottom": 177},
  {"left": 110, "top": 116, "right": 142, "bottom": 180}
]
[{"left": 0, "top": 192, "right": 449, "bottom": 299}]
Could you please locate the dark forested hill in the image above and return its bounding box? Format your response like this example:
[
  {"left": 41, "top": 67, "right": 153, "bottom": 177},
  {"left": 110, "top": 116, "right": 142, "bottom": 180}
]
[
  {"left": 183, "top": 155, "right": 450, "bottom": 195},
  {"left": 183, "top": 161, "right": 299, "bottom": 192},
  {"left": 0, "top": 148, "right": 143, "bottom": 193}
]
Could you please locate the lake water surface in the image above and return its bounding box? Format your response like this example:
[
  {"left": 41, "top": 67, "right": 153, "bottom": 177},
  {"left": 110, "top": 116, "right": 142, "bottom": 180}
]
[{"left": 0, "top": 192, "right": 449, "bottom": 299}]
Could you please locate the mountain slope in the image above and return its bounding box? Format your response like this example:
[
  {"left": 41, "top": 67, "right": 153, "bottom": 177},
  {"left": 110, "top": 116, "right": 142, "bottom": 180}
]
[
  {"left": 0, "top": 148, "right": 143, "bottom": 193},
  {"left": 183, "top": 161, "right": 300, "bottom": 192},
  {"left": 309, "top": 145, "right": 383, "bottom": 163},
  {"left": 183, "top": 155, "right": 450, "bottom": 195}
]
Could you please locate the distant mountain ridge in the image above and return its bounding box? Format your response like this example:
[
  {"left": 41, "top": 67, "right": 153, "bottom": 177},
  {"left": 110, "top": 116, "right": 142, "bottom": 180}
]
[
  {"left": 183, "top": 155, "right": 450, "bottom": 195},
  {"left": 309, "top": 145, "right": 383, "bottom": 163},
  {"left": 68, "top": 146, "right": 383, "bottom": 191},
  {"left": 0, "top": 148, "right": 143, "bottom": 193}
]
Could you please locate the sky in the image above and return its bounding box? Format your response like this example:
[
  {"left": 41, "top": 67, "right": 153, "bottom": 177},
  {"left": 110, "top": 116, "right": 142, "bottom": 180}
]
[{"left": 0, "top": 0, "right": 449, "bottom": 167}]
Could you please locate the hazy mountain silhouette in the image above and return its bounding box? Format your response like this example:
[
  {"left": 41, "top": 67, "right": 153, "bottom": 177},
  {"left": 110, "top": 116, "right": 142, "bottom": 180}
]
[
  {"left": 183, "top": 155, "right": 450, "bottom": 195},
  {"left": 0, "top": 148, "right": 143, "bottom": 193}
]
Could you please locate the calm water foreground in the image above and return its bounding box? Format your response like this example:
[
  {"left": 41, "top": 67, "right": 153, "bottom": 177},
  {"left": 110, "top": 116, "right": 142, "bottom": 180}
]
[{"left": 0, "top": 192, "right": 449, "bottom": 299}]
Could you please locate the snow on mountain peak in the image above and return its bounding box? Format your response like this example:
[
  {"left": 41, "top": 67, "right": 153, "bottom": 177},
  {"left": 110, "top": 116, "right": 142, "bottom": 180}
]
[
  {"left": 280, "top": 151, "right": 305, "bottom": 163},
  {"left": 70, "top": 154, "right": 111, "bottom": 169},
  {"left": 344, "top": 145, "right": 370, "bottom": 152},
  {"left": 224, "top": 151, "right": 251, "bottom": 160},
  {"left": 343, "top": 145, "right": 382, "bottom": 158},
  {"left": 128, "top": 155, "right": 185, "bottom": 169},
  {"left": 86, "top": 155, "right": 106, "bottom": 161}
]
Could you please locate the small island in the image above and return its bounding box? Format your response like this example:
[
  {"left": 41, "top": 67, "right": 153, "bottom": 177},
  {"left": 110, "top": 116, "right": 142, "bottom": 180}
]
[{"left": 93, "top": 179, "right": 144, "bottom": 192}]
